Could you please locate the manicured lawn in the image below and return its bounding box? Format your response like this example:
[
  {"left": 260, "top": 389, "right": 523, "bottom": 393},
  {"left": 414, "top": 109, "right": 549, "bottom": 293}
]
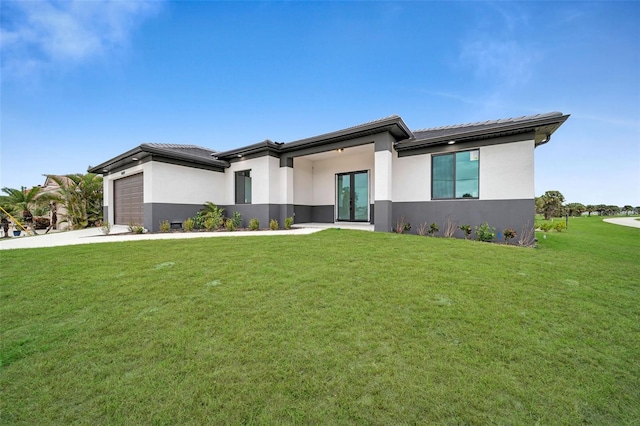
[{"left": 1, "top": 217, "right": 639, "bottom": 424}]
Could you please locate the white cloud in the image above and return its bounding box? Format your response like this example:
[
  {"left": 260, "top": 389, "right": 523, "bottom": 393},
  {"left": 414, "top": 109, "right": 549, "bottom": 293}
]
[
  {"left": 459, "top": 38, "right": 539, "bottom": 88},
  {"left": 456, "top": 4, "right": 540, "bottom": 89},
  {"left": 1, "top": 0, "right": 162, "bottom": 76}
]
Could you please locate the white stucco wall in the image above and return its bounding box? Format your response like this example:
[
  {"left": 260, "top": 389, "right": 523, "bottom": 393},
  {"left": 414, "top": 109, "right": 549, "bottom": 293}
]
[
  {"left": 391, "top": 151, "right": 431, "bottom": 202},
  {"left": 390, "top": 139, "right": 534, "bottom": 202},
  {"left": 375, "top": 150, "right": 393, "bottom": 201},
  {"left": 310, "top": 151, "right": 374, "bottom": 206},
  {"left": 293, "top": 157, "right": 313, "bottom": 205},
  {"left": 480, "top": 140, "right": 535, "bottom": 200},
  {"left": 226, "top": 156, "right": 281, "bottom": 204},
  {"left": 147, "top": 161, "right": 225, "bottom": 204}
]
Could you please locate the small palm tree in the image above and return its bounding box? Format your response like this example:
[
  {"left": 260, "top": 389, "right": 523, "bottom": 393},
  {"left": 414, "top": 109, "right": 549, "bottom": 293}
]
[
  {"left": 47, "top": 174, "right": 103, "bottom": 229},
  {"left": 1, "top": 186, "right": 43, "bottom": 222}
]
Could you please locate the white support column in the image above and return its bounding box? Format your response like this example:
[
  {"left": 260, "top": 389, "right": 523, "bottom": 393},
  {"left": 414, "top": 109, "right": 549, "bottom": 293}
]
[
  {"left": 280, "top": 166, "right": 294, "bottom": 206},
  {"left": 279, "top": 162, "right": 294, "bottom": 223},
  {"left": 374, "top": 149, "right": 393, "bottom": 232}
]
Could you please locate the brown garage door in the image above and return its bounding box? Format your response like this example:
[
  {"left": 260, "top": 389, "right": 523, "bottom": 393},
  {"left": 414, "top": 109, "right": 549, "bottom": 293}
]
[{"left": 114, "top": 173, "right": 144, "bottom": 225}]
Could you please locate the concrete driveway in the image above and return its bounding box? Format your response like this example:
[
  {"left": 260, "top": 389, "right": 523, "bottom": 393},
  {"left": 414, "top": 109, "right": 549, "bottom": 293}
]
[
  {"left": 0, "top": 225, "right": 323, "bottom": 250},
  {"left": 603, "top": 217, "right": 640, "bottom": 228}
]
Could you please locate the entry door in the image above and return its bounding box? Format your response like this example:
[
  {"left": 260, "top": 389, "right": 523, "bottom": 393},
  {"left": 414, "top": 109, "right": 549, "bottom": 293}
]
[{"left": 337, "top": 171, "right": 369, "bottom": 222}]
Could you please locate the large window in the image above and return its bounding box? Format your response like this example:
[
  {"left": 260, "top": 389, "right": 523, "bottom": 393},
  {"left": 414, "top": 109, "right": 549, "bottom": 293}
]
[
  {"left": 235, "top": 170, "right": 252, "bottom": 204},
  {"left": 432, "top": 150, "right": 479, "bottom": 199}
]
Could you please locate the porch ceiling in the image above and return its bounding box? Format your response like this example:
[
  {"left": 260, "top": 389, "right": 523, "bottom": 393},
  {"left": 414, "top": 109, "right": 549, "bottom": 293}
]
[{"left": 297, "top": 143, "right": 374, "bottom": 162}]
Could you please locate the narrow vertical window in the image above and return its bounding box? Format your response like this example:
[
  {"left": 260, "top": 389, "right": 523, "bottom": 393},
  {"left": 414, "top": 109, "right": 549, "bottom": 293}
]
[
  {"left": 432, "top": 150, "right": 479, "bottom": 199},
  {"left": 235, "top": 170, "right": 251, "bottom": 204}
]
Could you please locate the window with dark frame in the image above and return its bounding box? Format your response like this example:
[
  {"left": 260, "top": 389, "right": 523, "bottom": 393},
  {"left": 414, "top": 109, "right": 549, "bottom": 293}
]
[
  {"left": 432, "top": 150, "right": 479, "bottom": 199},
  {"left": 235, "top": 170, "right": 252, "bottom": 204}
]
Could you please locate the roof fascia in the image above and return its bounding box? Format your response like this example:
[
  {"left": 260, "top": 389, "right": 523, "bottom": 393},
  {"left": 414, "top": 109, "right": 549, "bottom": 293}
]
[
  {"left": 215, "top": 117, "right": 413, "bottom": 160},
  {"left": 213, "top": 141, "right": 281, "bottom": 160},
  {"left": 88, "top": 146, "right": 146, "bottom": 173},
  {"left": 396, "top": 114, "right": 570, "bottom": 151},
  {"left": 88, "top": 144, "right": 229, "bottom": 174},
  {"left": 281, "top": 116, "right": 413, "bottom": 153},
  {"left": 140, "top": 144, "right": 229, "bottom": 167},
  {"left": 397, "top": 132, "right": 536, "bottom": 158}
]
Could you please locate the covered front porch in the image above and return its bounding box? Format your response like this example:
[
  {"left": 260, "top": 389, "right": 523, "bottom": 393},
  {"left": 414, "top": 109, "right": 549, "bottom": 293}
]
[{"left": 282, "top": 134, "right": 395, "bottom": 232}]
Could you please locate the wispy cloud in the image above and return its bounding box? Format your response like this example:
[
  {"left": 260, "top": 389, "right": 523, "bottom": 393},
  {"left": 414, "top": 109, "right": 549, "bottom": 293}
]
[
  {"left": 1, "top": 0, "right": 162, "bottom": 77},
  {"left": 457, "top": 4, "right": 540, "bottom": 88},
  {"left": 459, "top": 39, "right": 539, "bottom": 88}
]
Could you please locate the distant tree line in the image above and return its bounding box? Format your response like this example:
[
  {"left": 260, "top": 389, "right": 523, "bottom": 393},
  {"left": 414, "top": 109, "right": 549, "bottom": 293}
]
[{"left": 535, "top": 190, "right": 639, "bottom": 219}]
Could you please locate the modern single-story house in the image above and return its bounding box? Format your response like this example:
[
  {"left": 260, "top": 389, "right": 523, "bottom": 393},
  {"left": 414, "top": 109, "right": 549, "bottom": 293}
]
[{"left": 88, "top": 112, "right": 569, "bottom": 238}]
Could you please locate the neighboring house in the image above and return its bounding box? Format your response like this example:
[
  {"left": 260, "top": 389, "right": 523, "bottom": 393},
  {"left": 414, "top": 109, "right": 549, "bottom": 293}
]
[
  {"left": 38, "top": 175, "right": 70, "bottom": 230},
  {"left": 88, "top": 112, "right": 569, "bottom": 238}
]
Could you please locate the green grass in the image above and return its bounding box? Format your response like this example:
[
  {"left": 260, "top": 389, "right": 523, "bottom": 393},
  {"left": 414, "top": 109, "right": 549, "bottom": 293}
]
[{"left": 2, "top": 216, "right": 639, "bottom": 424}]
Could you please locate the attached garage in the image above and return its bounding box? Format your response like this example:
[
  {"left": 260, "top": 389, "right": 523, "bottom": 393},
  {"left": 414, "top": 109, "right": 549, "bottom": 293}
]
[{"left": 114, "top": 173, "right": 144, "bottom": 225}]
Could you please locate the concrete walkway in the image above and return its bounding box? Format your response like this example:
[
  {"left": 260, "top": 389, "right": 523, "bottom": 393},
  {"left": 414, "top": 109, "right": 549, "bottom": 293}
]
[
  {"left": 603, "top": 217, "right": 640, "bottom": 229},
  {"left": 0, "top": 225, "right": 325, "bottom": 250},
  {"left": 0, "top": 221, "right": 377, "bottom": 250}
]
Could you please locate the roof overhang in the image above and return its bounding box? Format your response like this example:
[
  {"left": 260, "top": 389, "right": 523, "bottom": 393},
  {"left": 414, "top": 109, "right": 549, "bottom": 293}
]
[
  {"left": 281, "top": 115, "right": 412, "bottom": 152},
  {"left": 213, "top": 140, "right": 282, "bottom": 161},
  {"left": 395, "top": 113, "right": 570, "bottom": 152},
  {"left": 88, "top": 144, "right": 229, "bottom": 175},
  {"left": 213, "top": 115, "right": 413, "bottom": 160}
]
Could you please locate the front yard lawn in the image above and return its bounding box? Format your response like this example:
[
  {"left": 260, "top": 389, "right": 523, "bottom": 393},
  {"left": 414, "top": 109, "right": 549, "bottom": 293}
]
[{"left": 1, "top": 217, "right": 638, "bottom": 424}]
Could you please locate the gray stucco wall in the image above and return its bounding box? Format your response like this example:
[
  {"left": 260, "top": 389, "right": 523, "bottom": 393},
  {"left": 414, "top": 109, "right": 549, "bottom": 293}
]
[
  {"left": 222, "top": 204, "right": 280, "bottom": 229},
  {"left": 374, "top": 200, "right": 392, "bottom": 232},
  {"left": 392, "top": 199, "right": 535, "bottom": 241},
  {"left": 293, "top": 205, "right": 312, "bottom": 223},
  {"left": 141, "top": 199, "right": 533, "bottom": 241},
  {"left": 145, "top": 203, "right": 300, "bottom": 231},
  {"left": 146, "top": 202, "right": 204, "bottom": 232}
]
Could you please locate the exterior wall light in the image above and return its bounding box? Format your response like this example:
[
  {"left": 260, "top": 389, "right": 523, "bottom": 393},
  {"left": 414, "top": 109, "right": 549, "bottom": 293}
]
[{"left": 448, "top": 140, "right": 456, "bottom": 145}]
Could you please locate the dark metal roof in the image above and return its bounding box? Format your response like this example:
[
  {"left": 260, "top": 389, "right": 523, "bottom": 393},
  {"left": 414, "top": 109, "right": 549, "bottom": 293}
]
[
  {"left": 213, "top": 115, "right": 413, "bottom": 160},
  {"left": 88, "top": 143, "right": 229, "bottom": 174},
  {"left": 89, "top": 112, "right": 569, "bottom": 173},
  {"left": 281, "top": 115, "right": 412, "bottom": 151},
  {"left": 397, "top": 112, "right": 570, "bottom": 151}
]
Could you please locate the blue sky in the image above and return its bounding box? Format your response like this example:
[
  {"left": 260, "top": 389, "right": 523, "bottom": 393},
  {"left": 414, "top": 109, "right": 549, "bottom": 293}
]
[{"left": 1, "top": 1, "right": 639, "bottom": 206}]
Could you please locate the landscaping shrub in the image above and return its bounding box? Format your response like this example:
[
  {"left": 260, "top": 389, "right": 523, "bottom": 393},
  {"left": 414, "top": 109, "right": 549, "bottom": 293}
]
[
  {"left": 540, "top": 222, "right": 552, "bottom": 232},
  {"left": 417, "top": 223, "right": 428, "bottom": 236},
  {"left": 159, "top": 220, "right": 171, "bottom": 233},
  {"left": 204, "top": 217, "right": 217, "bottom": 231},
  {"left": 202, "top": 202, "right": 224, "bottom": 229},
  {"left": 554, "top": 221, "right": 567, "bottom": 232},
  {"left": 518, "top": 221, "right": 536, "bottom": 247},
  {"left": 428, "top": 222, "right": 439, "bottom": 237},
  {"left": 395, "top": 216, "right": 410, "bottom": 233},
  {"left": 183, "top": 218, "right": 195, "bottom": 232},
  {"left": 443, "top": 217, "right": 458, "bottom": 238},
  {"left": 192, "top": 211, "right": 207, "bottom": 229},
  {"left": 459, "top": 224, "right": 472, "bottom": 239},
  {"left": 249, "top": 218, "right": 260, "bottom": 231},
  {"left": 284, "top": 216, "right": 294, "bottom": 230},
  {"left": 225, "top": 219, "right": 236, "bottom": 231},
  {"left": 269, "top": 219, "right": 279, "bottom": 230},
  {"left": 231, "top": 211, "right": 242, "bottom": 228},
  {"left": 503, "top": 228, "right": 517, "bottom": 242},
  {"left": 474, "top": 222, "right": 495, "bottom": 242}
]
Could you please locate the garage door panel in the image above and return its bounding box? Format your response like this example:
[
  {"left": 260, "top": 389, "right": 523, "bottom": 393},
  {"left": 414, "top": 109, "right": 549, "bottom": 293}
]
[{"left": 114, "top": 173, "right": 143, "bottom": 225}]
